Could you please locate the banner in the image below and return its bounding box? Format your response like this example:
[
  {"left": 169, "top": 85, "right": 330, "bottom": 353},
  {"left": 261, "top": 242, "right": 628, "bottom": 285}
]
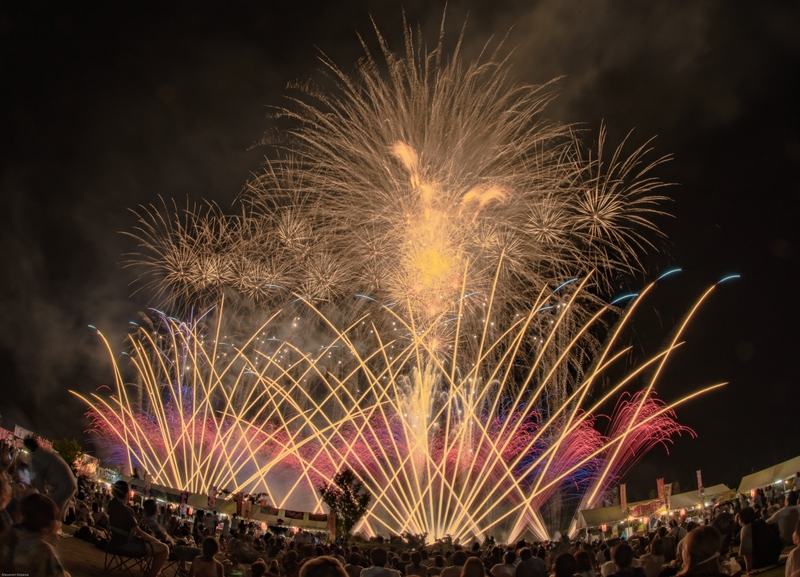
[
  {"left": 663, "top": 483, "right": 672, "bottom": 511},
  {"left": 260, "top": 496, "right": 267, "bottom": 508},
  {"left": 327, "top": 513, "right": 337, "bottom": 541},
  {"left": 657, "top": 478, "right": 665, "bottom": 501},
  {"left": 235, "top": 492, "right": 244, "bottom": 516},
  {"left": 144, "top": 473, "right": 152, "bottom": 496},
  {"left": 208, "top": 486, "right": 216, "bottom": 508},
  {"left": 697, "top": 470, "right": 704, "bottom": 497},
  {"left": 242, "top": 499, "right": 252, "bottom": 519},
  {"left": 715, "top": 488, "right": 738, "bottom": 503},
  {"left": 260, "top": 505, "right": 279, "bottom": 516},
  {"left": 620, "top": 484, "right": 628, "bottom": 513},
  {"left": 629, "top": 499, "right": 664, "bottom": 518}
]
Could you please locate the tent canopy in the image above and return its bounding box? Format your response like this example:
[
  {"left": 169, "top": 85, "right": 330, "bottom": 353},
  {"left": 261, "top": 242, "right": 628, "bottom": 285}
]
[
  {"left": 775, "top": 456, "right": 800, "bottom": 481},
  {"left": 580, "top": 506, "right": 626, "bottom": 527},
  {"left": 669, "top": 484, "right": 730, "bottom": 510},
  {"left": 739, "top": 455, "right": 800, "bottom": 494}
]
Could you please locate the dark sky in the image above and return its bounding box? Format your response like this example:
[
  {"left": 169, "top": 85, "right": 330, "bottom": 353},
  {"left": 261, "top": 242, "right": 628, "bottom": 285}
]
[{"left": 1, "top": 1, "right": 799, "bottom": 502}]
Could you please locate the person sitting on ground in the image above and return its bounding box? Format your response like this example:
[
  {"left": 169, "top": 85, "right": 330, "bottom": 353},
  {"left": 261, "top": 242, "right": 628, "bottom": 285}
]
[
  {"left": 606, "top": 543, "right": 645, "bottom": 577},
  {"left": 73, "top": 492, "right": 93, "bottom": 526},
  {"left": 90, "top": 501, "right": 109, "bottom": 529},
  {"left": 462, "top": 557, "right": 488, "bottom": 577},
  {"left": 0, "top": 470, "right": 13, "bottom": 534},
  {"left": 0, "top": 493, "right": 70, "bottom": 576},
  {"left": 283, "top": 549, "right": 301, "bottom": 577},
  {"left": 575, "top": 550, "right": 595, "bottom": 577},
  {"left": 408, "top": 551, "right": 429, "bottom": 577},
  {"left": 786, "top": 519, "right": 800, "bottom": 577},
  {"left": 346, "top": 553, "right": 364, "bottom": 577},
  {"left": 738, "top": 506, "right": 783, "bottom": 572},
  {"left": 552, "top": 553, "right": 577, "bottom": 577},
  {"left": 440, "top": 551, "right": 469, "bottom": 577},
  {"left": 429, "top": 555, "right": 445, "bottom": 576},
  {"left": 676, "top": 526, "right": 725, "bottom": 577},
  {"left": 486, "top": 548, "right": 504, "bottom": 573},
  {"left": 23, "top": 437, "right": 77, "bottom": 522},
  {"left": 419, "top": 550, "right": 431, "bottom": 568},
  {"left": 395, "top": 551, "right": 411, "bottom": 574},
  {"left": 639, "top": 538, "right": 664, "bottom": 577},
  {"left": 252, "top": 560, "right": 270, "bottom": 577},
  {"left": 490, "top": 551, "right": 516, "bottom": 577},
  {"left": 600, "top": 548, "right": 614, "bottom": 577},
  {"left": 107, "top": 480, "right": 168, "bottom": 577},
  {"left": 767, "top": 490, "right": 800, "bottom": 546},
  {"left": 597, "top": 545, "right": 608, "bottom": 567},
  {"left": 676, "top": 522, "right": 700, "bottom": 566},
  {"left": 188, "top": 535, "right": 224, "bottom": 577},
  {"left": 362, "top": 547, "right": 403, "bottom": 577},
  {"left": 517, "top": 547, "right": 548, "bottom": 577},
  {"left": 302, "top": 556, "right": 350, "bottom": 577}
]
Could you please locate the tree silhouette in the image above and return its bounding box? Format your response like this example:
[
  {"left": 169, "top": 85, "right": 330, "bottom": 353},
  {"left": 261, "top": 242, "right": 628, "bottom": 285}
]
[
  {"left": 317, "top": 468, "right": 371, "bottom": 537},
  {"left": 52, "top": 438, "right": 83, "bottom": 467}
]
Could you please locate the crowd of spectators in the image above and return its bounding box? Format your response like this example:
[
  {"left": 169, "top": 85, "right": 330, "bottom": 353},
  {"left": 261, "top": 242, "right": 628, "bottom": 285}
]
[{"left": 1, "top": 435, "right": 799, "bottom": 577}]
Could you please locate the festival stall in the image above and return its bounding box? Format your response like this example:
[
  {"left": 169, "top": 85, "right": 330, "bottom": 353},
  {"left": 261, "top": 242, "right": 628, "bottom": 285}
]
[
  {"left": 118, "top": 475, "right": 330, "bottom": 532},
  {"left": 738, "top": 455, "right": 800, "bottom": 495}
]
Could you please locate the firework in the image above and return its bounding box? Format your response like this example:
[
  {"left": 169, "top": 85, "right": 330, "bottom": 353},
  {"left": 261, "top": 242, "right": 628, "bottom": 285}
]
[
  {"left": 126, "top": 23, "right": 670, "bottom": 329},
  {"left": 83, "top": 19, "right": 718, "bottom": 542},
  {"left": 76, "top": 275, "right": 723, "bottom": 541}
]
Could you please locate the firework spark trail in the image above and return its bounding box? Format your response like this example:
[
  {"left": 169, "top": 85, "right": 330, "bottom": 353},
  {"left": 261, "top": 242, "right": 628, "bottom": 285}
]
[
  {"left": 75, "top": 274, "right": 721, "bottom": 542},
  {"left": 125, "top": 21, "right": 670, "bottom": 334},
  {"left": 79, "top": 19, "right": 723, "bottom": 541}
]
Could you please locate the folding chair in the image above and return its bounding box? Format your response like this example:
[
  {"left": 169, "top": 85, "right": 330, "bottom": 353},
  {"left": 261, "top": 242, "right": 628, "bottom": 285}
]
[
  {"left": 162, "top": 550, "right": 188, "bottom": 577},
  {"left": 104, "top": 526, "right": 153, "bottom": 576}
]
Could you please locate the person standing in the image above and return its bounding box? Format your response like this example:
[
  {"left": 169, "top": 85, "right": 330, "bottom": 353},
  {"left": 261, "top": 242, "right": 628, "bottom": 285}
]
[
  {"left": 767, "top": 490, "right": 800, "bottom": 546},
  {"left": 23, "top": 437, "right": 77, "bottom": 521},
  {"left": 786, "top": 519, "right": 800, "bottom": 577}
]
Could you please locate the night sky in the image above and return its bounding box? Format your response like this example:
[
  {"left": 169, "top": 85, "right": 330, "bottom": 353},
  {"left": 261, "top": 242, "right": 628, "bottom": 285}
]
[{"left": 2, "top": 1, "right": 799, "bottom": 502}]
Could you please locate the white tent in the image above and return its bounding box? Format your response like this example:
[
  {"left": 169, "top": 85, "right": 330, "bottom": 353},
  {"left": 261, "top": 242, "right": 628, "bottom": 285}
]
[
  {"left": 739, "top": 455, "right": 800, "bottom": 495},
  {"left": 580, "top": 505, "right": 627, "bottom": 527},
  {"left": 775, "top": 456, "right": 800, "bottom": 482},
  {"left": 579, "top": 499, "right": 654, "bottom": 527},
  {"left": 669, "top": 484, "right": 730, "bottom": 511}
]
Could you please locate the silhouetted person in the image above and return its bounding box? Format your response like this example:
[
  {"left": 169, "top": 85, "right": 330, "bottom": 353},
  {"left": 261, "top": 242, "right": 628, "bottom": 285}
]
[{"left": 23, "top": 437, "right": 77, "bottom": 521}]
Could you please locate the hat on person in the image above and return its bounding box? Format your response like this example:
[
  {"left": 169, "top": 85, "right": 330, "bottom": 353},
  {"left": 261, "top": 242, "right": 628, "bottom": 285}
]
[{"left": 112, "top": 480, "right": 129, "bottom": 500}]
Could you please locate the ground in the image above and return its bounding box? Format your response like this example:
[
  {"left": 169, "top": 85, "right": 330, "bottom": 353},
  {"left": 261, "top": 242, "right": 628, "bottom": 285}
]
[{"left": 56, "top": 525, "right": 119, "bottom": 577}]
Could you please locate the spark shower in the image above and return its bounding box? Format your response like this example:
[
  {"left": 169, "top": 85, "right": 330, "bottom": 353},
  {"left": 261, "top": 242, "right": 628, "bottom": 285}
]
[{"left": 77, "top": 21, "right": 723, "bottom": 541}]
